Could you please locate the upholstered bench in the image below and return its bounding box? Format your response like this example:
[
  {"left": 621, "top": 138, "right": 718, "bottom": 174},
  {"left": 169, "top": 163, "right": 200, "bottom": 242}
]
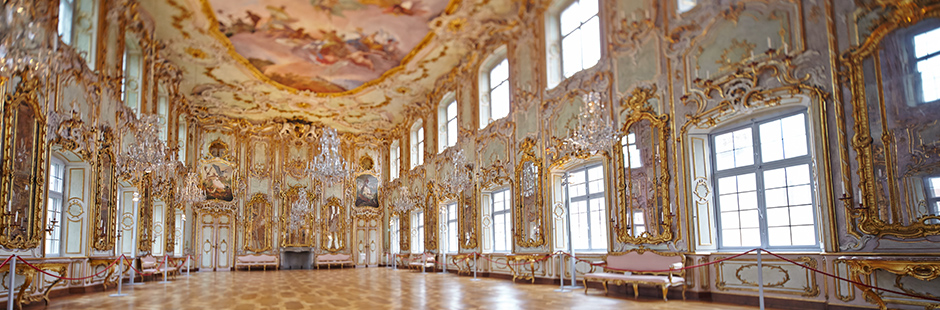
[
  {"left": 583, "top": 249, "right": 686, "bottom": 301},
  {"left": 408, "top": 253, "right": 436, "bottom": 271},
  {"left": 316, "top": 253, "right": 354, "bottom": 269},
  {"left": 236, "top": 254, "right": 279, "bottom": 271},
  {"left": 138, "top": 255, "right": 179, "bottom": 281}
]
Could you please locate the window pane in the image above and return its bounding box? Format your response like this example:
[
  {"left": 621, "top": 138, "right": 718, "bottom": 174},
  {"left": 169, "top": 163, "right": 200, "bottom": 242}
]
[
  {"left": 740, "top": 228, "right": 760, "bottom": 246},
  {"left": 917, "top": 56, "right": 940, "bottom": 102},
  {"left": 578, "top": 0, "right": 598, "bottom": 21},
  {"left": 722, "top": 229, "right": 741, "bottom": 247},
  {"left": 914, "top": 28, "right": 940, "bottom": 58},
  {"left": 677, "top": 0, "right": 697, "bottom": 13},
  {"left": 561, "top": 31, "right": 583, "bottom": 78},
  {"left": 759, "top": 119, "right": 784, "bottom": 162},
  {"left": 58, "top": 0, "right": 73, "bottom": 45},
  {"left": 790, "top": 225, "right": 816, "bottom": 245},
  {"left": 780, "top": 114, "right": 808, "bottom": 158},
  {"left": 559, "top": 1, "right": 581, "bottom": 35},
  {"left": 580, "top": 17, "right": 601, "bottom": 70},
  {"left": 718, "top": 176, "right": 737, "bottom": 193},
  {"left": 768, "top": 227, "right": 792, "bottom": 246},
  {"left": 490, "top": 83, "right": 510, "bottom": 120},
  {"left": 490, "top": 59, "right": 509, "bottom": 86},
  {"left": 447, "top": 101, "right": 457, "bottom": 119},
  {"left": 447, "top": 120, "right": 457, "bottom": 147},
  {"left": 928, "top": 177, "right": 940, "bottom": 198}
]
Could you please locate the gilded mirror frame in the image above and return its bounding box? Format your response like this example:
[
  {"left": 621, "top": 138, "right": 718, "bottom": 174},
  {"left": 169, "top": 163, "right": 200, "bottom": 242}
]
[
  {"left": 843, "top": 2, "right": 940, "bottom": 238},
  {"left": 615, "top": 85, "right": 674, "bottom": 244},
  {"left": 399, "top": 210, "right": 411, "bottom": 252},
  {"left": 244, "top": 193, "right": 273, "bottom": 252},
  {"left": 513, "top": 137, "right": 545, "bottom": 248},
  {"left": 458, "top": 189, "right": 478, "bottom": 249},
  {"left": 279, "top": 185, "right": 316, "bottom": 247},
  {"left": 0, "top": 74, "right": 47, "bottom": 249},
  {"left": 424, "top": 181, "right": 438, "bottom": 251},
  {"left": 92, "top": 127, "right": 118, "bottom": 251},
  {"left": 320, "top": 196, "right": 348, "bottom": 253}
]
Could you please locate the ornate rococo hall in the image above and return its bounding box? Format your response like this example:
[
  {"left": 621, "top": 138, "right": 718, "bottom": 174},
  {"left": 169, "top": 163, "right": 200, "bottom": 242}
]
[{"left": 0, "top": 0, "right": 938, "bottom": 309}]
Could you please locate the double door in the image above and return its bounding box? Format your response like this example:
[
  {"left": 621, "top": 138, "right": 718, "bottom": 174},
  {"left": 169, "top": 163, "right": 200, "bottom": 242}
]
[
  {"left": 355, "top": 218, "right": 381, "bottom": 266},
  {"left": 198, "top": 211, "right": 234, "bottom": 271}
]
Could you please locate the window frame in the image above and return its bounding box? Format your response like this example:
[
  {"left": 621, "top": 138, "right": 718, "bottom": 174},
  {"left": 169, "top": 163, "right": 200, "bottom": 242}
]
[
  {"left": 925, "top": 176, "right": 940, "bottom": 219},
  {"left": 46, "top": 157, "right": 67, "bottom": 257},
  {"left": 446, "top": 202, "right": 458, "bottom": 253},
  {"left": 390, "top": 140, "right": 400, "bottom": 180},
  {"left": 410, "top": 120, "right": 424, "bottom": 169},
  {"left": 58, "top": 0, "right": 75, "bottom": 45},
  {"left": 479, "top": 48, "right": 510, "bottom": 129},
  {"left": 439, "top": 95, "right": 458, "bottom": 152},
  {"left": 565, "top": 163, "right": 608, "bottom": 253},
  {"left": 709, "top": 110, "right": 820, "bottom": 251},
  {"left": 908, "top": 21, "right": 940, "bottom": 105},
  {"left": 491, "top": 187, "right": 512, "bottom": 253},
  {"left": 545, "top": 0, "right": 602, "bottom": 88}
]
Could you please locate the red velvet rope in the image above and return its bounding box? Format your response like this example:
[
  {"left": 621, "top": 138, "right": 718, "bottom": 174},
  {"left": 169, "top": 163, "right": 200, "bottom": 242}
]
[
  {"left": 0, "top": 255, "right": 14, "bottom": 270},
  {"left": 15, "top": 255, "right": 123, "bottom": 281},
  {"left": 761, "top": 250, "right": 940, "bottom": 303}
]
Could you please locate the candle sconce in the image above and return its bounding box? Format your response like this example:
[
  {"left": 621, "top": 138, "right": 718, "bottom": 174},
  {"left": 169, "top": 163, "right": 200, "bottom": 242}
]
[{"left": 45, "top": 217, "right": 58, "bottom": 235}]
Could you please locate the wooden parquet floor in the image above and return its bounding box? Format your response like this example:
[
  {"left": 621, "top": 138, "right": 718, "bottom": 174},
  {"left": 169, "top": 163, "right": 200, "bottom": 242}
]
[{"left": 42, "top": 268, "right": 764, "bottom": 310}]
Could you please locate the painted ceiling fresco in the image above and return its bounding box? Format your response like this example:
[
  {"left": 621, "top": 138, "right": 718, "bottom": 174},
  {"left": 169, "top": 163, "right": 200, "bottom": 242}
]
[
  {"left": 140, "top": 0, "right": 515, "bottom": 132},
  {"left": 207, "top": 0, "right": 450, "bottom": 93}
]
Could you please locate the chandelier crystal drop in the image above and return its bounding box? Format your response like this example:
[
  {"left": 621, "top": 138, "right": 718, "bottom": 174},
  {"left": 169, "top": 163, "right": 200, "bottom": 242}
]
[
  {"left": 565, "top": 91, "right": 621, "bottom": 155},
  {"left": 289, "top": 188, "right": 312, "bottom": 230},
  {"left": 179, "top": 172, "right": 205, "bottom": 204},
  {"left": 438, "top": 149, "right": 472, "bottom": 197},
  {"left": 305, "top": 127, "right": 350, "bottom": 184}
]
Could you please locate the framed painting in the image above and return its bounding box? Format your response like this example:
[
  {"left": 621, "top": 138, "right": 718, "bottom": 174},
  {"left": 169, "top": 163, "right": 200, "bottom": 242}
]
[
  {"left": 199, "top": 158, "right": 236, "bottom": 202},
  {"left": 354, "top": 174, "right": 379, "bottom": 208}
]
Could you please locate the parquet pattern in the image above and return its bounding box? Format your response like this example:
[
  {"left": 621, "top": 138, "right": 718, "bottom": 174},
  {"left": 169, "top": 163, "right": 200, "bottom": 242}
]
[{"left": 44, "top": 268, "right": 764, "bottom": 309}]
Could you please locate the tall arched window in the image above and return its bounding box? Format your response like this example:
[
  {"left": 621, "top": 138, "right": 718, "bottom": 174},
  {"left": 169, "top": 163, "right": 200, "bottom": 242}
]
[
  {"left": 479, "top": 46, "right": 509, "bottom": 128},
  {"left": 546, "top": 0, "right": 601, "bottom": 88},
  {"left": 410, "top": 120, "right": 424, "bottom": 169},
  {"left": 438, "top": 94, "right": 458, "bottom": 152}
]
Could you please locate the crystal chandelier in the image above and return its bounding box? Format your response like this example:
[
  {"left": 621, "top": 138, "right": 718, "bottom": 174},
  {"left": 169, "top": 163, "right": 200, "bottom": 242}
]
[
  {"left": 178, "top": 172, "right": 205, "bottom": 204},
  {"left": 438, "top": 150, "right": 472, "bottom": 197},
  {"left": 305, "top": 127, "right": 350, "bottom": 184},
  {"left": 390, "top": 186, "right": 416, "bottom": 214},
  {"left": 288, "top": 188, "right": 312, "bottom": 230},
  {"left": 0, "top": 1, "right": 57, "bottom": 77},
  {"left": 120, "top": 114, "right": 178, "bottom": 185},
  {"left": 565, "top": 92, "right": 621, "bottom": 155}
]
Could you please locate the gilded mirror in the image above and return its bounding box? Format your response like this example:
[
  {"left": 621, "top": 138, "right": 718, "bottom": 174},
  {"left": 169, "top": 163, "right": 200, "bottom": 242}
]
[
  {"left": 616, "top": 85, "right": 674, "bottom": 244},
  {"left": 458, "top": 189, "right": 478, "bottom": 249},
  {"left": 844, "top": 4, "right": 940, "bottom": 237},
  {"left": 0, "top": 74, "right": 47, "bottom": 249},
  {"left": 244, "top": 193, "right": 272, "bottom": 252},
  {"left": 424, "top": 182, "right": 438, "bottom": 251},
  {"left": 280, "top": 185, "right": 315, "bottom": 247},
  {"left": 399, "top": 211, "right": 411, "bottom": 252},
  {"left": 321, "top": 197, "right": 347, "bottom": 252},
  {"left": 92, "top": 129, "right": 118, "bottom": 251},
  {"left": 514, "top": 137, "right": 545, "bottom": 248}
]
